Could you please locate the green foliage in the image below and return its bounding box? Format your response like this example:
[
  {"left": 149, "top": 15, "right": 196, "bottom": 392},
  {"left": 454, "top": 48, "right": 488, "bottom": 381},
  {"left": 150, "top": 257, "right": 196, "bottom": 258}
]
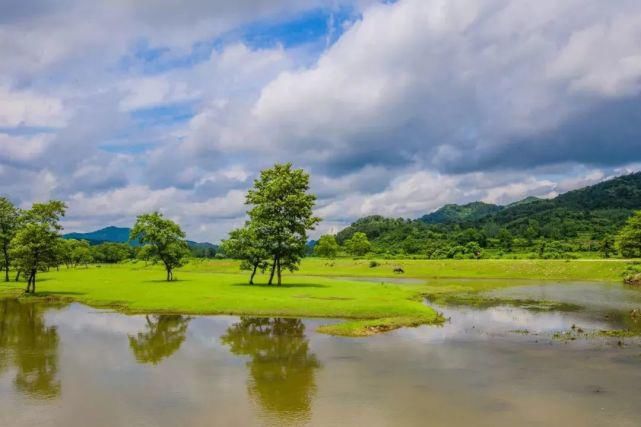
[
  {"left": 10, "top": 201, "right": 66, "bottom": 293},
  {"left": 221, "top": 225, "right": 269, "bottom": 284},
  {"left": 600, "top": 236, "right": 616, "bottom": 258},
  {"left": 420, "top": 202, "right": 502, "bottom": 224},
  {"left": 344, "top": 232, "right": 371, "bottom": 256},
  {"left": 617, "top": 211, "right": 641, "bottom": 258},
  {"left": 58, "top": 239, "right": 93, "bottom": 267},
  {"left": 0, "top": 197, "right": 20, "bottom": 281},
  {"left": 334, "top": 173, "right": 641, "bottom": 258},
  {"left": 245, "top": 163, "right": 320, "bottom": 285},
  {"left": 130, "top": 212, "right": 190, "bottom": 281},
  {"left": 313, "top": 235, "right": 339, "bottom": 258},
  {"left": 90, "top": 242, "right": 134, "bottom": 263}
]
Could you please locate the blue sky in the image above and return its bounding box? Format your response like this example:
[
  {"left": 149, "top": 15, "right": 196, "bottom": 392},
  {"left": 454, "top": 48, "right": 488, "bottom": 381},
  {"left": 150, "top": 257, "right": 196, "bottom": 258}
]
[{"left": 1, "top": 0, "right": 641, "bottom": 241}]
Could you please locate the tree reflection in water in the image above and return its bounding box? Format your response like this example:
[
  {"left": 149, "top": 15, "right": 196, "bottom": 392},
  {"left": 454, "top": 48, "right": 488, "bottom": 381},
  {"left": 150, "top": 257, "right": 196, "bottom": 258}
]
[
  {"left": 129, "top": 315, "right": 191, "bottom": 365},
  {"left": 221, "top": 317, "right": 320, "bottom": 423},
  {"left": 0, "top": 299, "right": 61, "bottom": 399}
]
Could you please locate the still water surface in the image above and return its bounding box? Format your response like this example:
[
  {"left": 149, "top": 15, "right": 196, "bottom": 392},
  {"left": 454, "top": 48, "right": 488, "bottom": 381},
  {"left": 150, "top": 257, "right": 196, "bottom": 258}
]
[{"left": 1, "top": 282, "right": 641, "bottom": 426}]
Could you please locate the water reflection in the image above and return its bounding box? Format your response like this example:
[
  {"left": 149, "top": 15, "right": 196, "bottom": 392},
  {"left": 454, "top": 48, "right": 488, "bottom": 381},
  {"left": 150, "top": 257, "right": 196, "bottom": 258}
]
[
  {"left": 221, "top": 318, "right": 320, "bottom": 423},
  {"left": 0, "top": 299, "right": 60, "bottom": 399},
  {"left": 128, "top": 315, "right": 191, "bottom": 365}
]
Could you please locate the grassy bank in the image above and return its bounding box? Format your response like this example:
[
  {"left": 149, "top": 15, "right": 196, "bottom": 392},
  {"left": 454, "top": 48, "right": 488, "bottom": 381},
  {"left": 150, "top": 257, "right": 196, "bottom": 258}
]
[
  {"left": 0, "top": 258, "right": 630, "bottom": 336},
  {"left": 0, "top": 264, "right": 441, "bottom": 336}
]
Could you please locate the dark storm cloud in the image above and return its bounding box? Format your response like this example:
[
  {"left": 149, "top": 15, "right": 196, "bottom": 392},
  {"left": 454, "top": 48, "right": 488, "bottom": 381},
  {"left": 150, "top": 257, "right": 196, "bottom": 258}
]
[{"left": 444, "top": 96, "right": 641, "bottom": 173}]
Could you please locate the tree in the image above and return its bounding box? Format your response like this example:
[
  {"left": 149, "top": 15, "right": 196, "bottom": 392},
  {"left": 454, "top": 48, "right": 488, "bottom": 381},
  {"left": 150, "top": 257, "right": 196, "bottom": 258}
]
[
  {"left": 618, "top": 211, "right": 641, "bottom": 258},
  {"left": 130, "top": 212, "right": 190, "bottom": 281},
  {"left": 10, "top": 201, "right": 66, "bottom": 293},
  {"left": 344, "top": 232, "right": 371, "bottom": 256},
  {"left": 600, "top": 236, "right": 615, "bottom": 259},
  {"left": 90, "top": 242, "right": 132, "bottom": 263},
  {"left": 498, "top": 228, "right": 513, "bottom": 252},
  {"left": 64, "top": 239, "right": 92, "bottom": 267},
  {"left": 314, "top": 235, "right": 339, "bottom": 258},
  {"left": 0, "top": 197, "right": 20, "bottom": 282},
  {"left": 246, "top": 163, "right": 320, "bottom": 286},
  {"left": 221, "top": 225, "right": 269, "bottom": 285}
]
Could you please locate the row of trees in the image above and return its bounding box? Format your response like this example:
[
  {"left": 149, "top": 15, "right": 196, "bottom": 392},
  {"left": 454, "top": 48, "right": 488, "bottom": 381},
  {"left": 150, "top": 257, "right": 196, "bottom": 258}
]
[
  {"left": 329, "top": 211, "right": 641, "bottom": 259},
  {"left": 0, "top": 195, "right": 191, "bottom": 288},
  {"left": 310, "top": 211, "right": 641, "bottom": 260}
]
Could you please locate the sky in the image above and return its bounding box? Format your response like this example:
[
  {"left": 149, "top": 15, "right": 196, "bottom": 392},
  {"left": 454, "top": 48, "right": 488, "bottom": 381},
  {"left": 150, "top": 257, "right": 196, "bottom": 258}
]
[{"left": 2, "top": 0, "right": 641, "bottom": 242}]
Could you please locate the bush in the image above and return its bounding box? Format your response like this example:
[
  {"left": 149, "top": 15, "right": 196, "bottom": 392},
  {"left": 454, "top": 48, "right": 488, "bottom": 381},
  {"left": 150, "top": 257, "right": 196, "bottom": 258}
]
[{"left": 369, "top": 260, "right": 380, "bottom": 268}]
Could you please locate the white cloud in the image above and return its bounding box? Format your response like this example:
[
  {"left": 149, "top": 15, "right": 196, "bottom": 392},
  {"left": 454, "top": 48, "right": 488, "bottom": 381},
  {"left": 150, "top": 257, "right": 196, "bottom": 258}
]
[
  {"left": 2, "top": 0, "right": 641, "bottom": 241},
  {"left": 0, "top": 86, "right": 67, "bottom": 127}
]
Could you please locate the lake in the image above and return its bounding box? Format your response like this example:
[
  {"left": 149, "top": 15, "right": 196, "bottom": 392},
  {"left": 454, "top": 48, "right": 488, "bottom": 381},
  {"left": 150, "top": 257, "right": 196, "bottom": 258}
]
[{"left": 1, "top": 281, "right": 640, "bottom": 426}]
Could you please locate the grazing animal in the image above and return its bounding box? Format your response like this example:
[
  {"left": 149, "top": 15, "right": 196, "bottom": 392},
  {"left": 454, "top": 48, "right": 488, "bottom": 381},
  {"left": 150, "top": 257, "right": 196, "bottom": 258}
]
[{"left": 393, "top": 267, "right": 405, "bottom": 274}]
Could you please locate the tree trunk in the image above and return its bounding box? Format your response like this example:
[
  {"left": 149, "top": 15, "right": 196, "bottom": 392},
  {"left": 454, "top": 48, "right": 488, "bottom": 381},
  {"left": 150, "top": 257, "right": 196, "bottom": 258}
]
[
  {"left": 25, "top": 270, "right": 36, "bottom": 293},
  {"left": 268, "top": 256, "right": 277, "bottom": 285},
  {"left": 2, "top": 246, "right": 8, "bottom": 282},
  {"left": 15, "top": 270, "right": 21, "bottom": 282},
  {"left": 249, "top": 264, "right": 258, "bottom": 285},
  {"left": 277, "top": 258, "right": 282, "bottom": 286}
]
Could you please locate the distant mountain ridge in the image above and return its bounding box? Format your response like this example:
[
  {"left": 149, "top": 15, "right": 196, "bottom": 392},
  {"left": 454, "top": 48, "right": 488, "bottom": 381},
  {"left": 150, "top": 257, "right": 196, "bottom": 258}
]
[
  {"left": 64, "top": 226, "right": 131, "bottom": 244},
  {"left": 336, "top": 172, "right": 641, "bottom": 248},
  {"left": 63, "top": 226, "right": 216, "bottom": 249}
]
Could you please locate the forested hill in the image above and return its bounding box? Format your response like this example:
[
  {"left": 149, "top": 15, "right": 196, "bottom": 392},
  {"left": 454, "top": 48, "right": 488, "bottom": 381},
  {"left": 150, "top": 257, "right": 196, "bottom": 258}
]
[
  {"left": 335, "top": 172, "right": 641, "bottom": 257},
  {"left": 420, "top": 201, "right": 502, "bottom": 224}
]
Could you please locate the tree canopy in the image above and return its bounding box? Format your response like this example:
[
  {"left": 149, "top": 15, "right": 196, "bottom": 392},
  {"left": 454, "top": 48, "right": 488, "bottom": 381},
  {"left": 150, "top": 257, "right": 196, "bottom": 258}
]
[
  {"left": 618, "top": 211, "right": 641, "bottom": 258},
  {"left": 221, "top": 225, "right": 269, "bottom": 284},
  {"left": 10, "top": 201, "right": 66, "bottom": 293},
  {"left": 344, "top": 232, "right": 371, "bottom": 256},
  {"left": 130, "top": 212, "right": 189, "bottom": 281},
  {"left": 314, "top": 235, "right": 339, "bottom": 258},
  {"left": 245, "top": 163, "right": 320, "bottom": 285}
]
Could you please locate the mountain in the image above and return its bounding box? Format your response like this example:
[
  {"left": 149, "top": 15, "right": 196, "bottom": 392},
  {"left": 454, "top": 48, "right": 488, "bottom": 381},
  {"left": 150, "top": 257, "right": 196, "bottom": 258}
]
[
  {"left": 482, "top": 172, "right": 641, "bottom": 231},
  {"left": 336, "top": 172, "right": 641, "bottom": 254},
  {"left": 64, "top": 226, "right": 131, "bottom": 244},
  {"left": 420, "top": 202, "right": 503, "bottom": 224},
  {"left": 64, "top": 226, "right": 217, "bottom": 250}
]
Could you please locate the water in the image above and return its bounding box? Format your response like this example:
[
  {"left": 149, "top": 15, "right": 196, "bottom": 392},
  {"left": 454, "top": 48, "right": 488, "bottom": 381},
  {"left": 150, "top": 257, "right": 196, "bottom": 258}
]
[{"left": 1, "top": 282, "right": 641, "bottom": 426}]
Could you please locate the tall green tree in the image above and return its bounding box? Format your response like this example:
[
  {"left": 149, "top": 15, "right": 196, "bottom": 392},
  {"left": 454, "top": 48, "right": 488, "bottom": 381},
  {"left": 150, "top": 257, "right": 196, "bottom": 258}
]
[
  {"left": 314, "top": 235, "right": 339, "bottom": 258},
  {"left": 221, "top": 225, "right": 268, "bottom": 285},
  {"left": 344, "top": 232, "right": 371, "bottom": 256},
  {"left": 130, "top": 212, "right": 190, "bottom": 281},
  {"left": 10, "top": 201, "right": 66, "bottom": 293},
  {"left": 0, "top": 197, "right": 20, "bottom": 282},
  {"left": 618, "top": 211, "right": 641, "bottom": 258},
  {"left": 246, "top": 163, "right": 320, "bottom": 286}
]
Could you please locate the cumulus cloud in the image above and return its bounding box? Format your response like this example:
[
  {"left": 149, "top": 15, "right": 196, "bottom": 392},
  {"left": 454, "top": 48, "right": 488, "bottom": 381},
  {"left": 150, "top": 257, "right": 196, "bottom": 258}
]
[{"left": 1, "top": 0, "right": 641, "bottom": 241}]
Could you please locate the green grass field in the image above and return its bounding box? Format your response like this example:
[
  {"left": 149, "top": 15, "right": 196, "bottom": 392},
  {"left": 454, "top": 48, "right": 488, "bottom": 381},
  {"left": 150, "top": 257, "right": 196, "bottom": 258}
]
[{"left": 0, "top": 258, "right": 631, "bottom": 336}]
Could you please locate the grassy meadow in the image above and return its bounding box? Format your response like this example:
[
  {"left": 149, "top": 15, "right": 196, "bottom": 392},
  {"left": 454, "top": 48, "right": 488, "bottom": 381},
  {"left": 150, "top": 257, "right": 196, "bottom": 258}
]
[{"left": 0, "top": 258, "right": 632, "bottom": 336}]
